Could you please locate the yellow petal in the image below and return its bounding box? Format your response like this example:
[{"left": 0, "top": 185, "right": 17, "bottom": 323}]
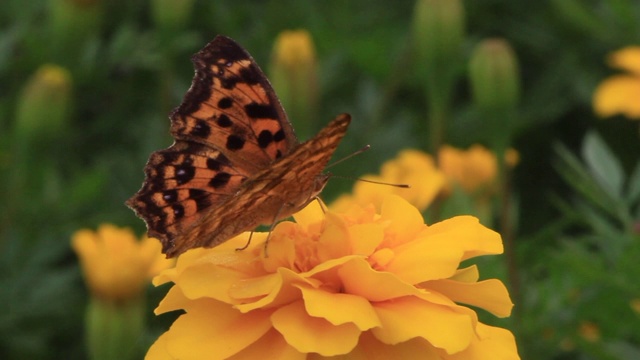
[
  {"left": 608, "top": 46, "right": 640, "bottom": 75},
  {"left": 228, "top": 329, "right": 304, "bottom": 360},
  {"left": 380, "top": 195, "right": 426, "bottom": 246},
  {"left": 337, "top": 258, "right": 421, "bottom": 301},
  {"left": 448, "top": 323, "right": 520, "bottom": 360},
  {"left": 178, "top": 263, "right": 248, "bottom": 303},
  {"left": 349, "top": 222, "right": 384, "bottom": 256},
  {"left": 348, "top": 331, "right": 441, "bottom": 360},
  {"left": 292, "top": 198, "right": 325, "bottom": 228},
  {"left": 155, "top": 285, "right": 191, "bottom": 315},
  {"left": 271, "top": 301, "right": 361, "bottom": 356},
  {"left": 451, "top": 265, "right": 480, "bottom": 282},
  {"left": 423, "top": 279, "right": 514, "bottom": 317},
  {"left": 372, "top": 296, "right": 474, "bottom": 354},
  {"left": 387, "top": 233, "right": 464, "bottom": 284},
  {"left": 593, "top": 75, "right": 640, "bottom": 118},
  {"left": 426, "top": 216, "right": 504, "bottom": 259},
  {"left": 317, "top": 212, "right": 351, "bottom": 261},
  {"left": 387, "top": 217, "right": 503, "bottom": 284},
  {"left": 233, "top": 269, "right": 309, "bottom": 313},
  {"left": 145, "top": 331, "right": 174, "bottom": 360},
  {"left": 164, "top": 298, "right": 273, "bottom": 360},
  {"left": 297, "top": 285, "right": 381, "bottom": 330}
]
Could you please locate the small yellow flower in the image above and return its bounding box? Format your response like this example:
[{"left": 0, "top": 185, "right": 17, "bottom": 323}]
[
  {"left": 72, "top": 224, "right": 174, "bottom": 302},
  {"left": 593, "top": 46, "right": 640, "bottom": 119},
  {"left": 148, "top": 196, "right": 518, "bottom": 359},
  {"left": 630, "top": 298, "right": 640, "bottom": 314},
  {"left": 332, "top": 149, "right": 446, "bottom": 212},
  {"left": 438, "top": 144, "right": 517, "bottom": 195},
  {"left": 578, "top": 321, "right": 600, "bottom": 343}
]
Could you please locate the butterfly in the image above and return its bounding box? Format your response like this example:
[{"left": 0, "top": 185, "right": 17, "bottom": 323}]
[{"left": 127, "top": 35, "right": 351, "bottom": 258}]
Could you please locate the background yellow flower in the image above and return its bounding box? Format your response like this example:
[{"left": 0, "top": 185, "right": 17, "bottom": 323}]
[
  {"left": 593, "top": 46, "right": 640, "bottom": 119},
  {"left": 72, "top": 224, "right": 174, "bottom": 301},
  {"left": 331, "top": 149, "right": 446, "bottom": 212}
]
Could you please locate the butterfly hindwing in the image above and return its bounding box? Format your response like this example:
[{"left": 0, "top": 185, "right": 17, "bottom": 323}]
[{"left": 127, "top": 141, "right": 249, "bottom": 250}]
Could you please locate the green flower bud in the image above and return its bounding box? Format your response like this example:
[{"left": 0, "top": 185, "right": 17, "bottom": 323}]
[
  {"left": 469, "top": 39, "right": 520, "bottom": 114},
  {"left": 15, "top": 64, "right": 73, "bottom": 144},
  {"left": 151, "top": 0, "right": 195, "bottom": 31},
  {"left": 269, "top": 30, "right": 318, "bottom": 139},
  {"left": 413, "top": 0, "right": 465, "bottom": 72},
  {"left": 413, "top": 0, "right": 466, "bottom": 152},
  {"left": 49, "top": 0, "right": 102, "bottom": 61}
]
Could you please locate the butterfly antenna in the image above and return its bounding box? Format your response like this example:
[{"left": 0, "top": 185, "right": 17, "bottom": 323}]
[
  {"left": 326, "top": 145, "right": 371, "bottom": 169},
  {"left": 330, "top": 174, "right": 410, "bottom": 188},
  {"left": 326, "top": 145, "right": 410, "bottom": 188}
]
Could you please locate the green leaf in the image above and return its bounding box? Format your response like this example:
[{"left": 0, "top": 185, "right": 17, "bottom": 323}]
[
  {"left": 554, "top": 143, "right": 619, "bottom": 218},
  {"left": 626, "top": 161, "right": 640, "bottom": 205},
  {"left": 582, "top": 131, "right": 624, "bottom": 198}
]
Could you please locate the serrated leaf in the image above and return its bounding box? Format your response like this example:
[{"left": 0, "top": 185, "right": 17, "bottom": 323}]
[{"left": 582, "top": 131, "right": 624, "bottom": 198}]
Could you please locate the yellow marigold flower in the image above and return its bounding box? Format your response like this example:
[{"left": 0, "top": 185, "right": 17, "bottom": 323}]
[
  {"left": 438, "top": 144, "right": 517, "bottom": 195},
  {"left": 72, "top": 224, "right": 174, "bottom": 301},
  {"left": 593, "top": 46, "right": 640, "bottom": 119},
  {"left": 332, "top": 149, "right": 445, "bottom": 212},
  {"left": 147, "top": 196, "right": 518, "bottom": 359}
]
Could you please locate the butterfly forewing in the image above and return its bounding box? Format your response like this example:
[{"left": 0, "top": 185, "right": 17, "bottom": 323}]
[
  {"left": 170, "top": 36, "right": 297, "bottom": 172},
  {"left": 127, "top": 35, "right": 350, "bottom": 258}
]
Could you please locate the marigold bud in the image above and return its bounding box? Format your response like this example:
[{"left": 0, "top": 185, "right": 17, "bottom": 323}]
[
  {"left": 469, "top": 39, "right": 520, "bottom": 114},
  {"left": 15, "top": 64, "right": 72, "bottom": 143},
  {"left": 269, "top": 30, "right": 318, "bottom": 139},
  {"left": 413, "top": 0, "right": 465, "bottom": 72}
]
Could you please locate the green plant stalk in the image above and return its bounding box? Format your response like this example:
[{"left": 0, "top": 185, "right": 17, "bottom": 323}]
[{"left": 86, "top": 297, "right": 145, "bottom": 360}]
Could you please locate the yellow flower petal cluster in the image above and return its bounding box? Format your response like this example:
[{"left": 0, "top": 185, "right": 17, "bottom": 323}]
[
  {"left": 332, "top": 149, "right": 446, "bottom": 212},
  {"left": 72, "top": 224, "right": 174, "bottom": 302},
  {"left": 593, "top": 46, "right": 640, "bottom": 119},
  {"left": 148, "top": 196, "right": 518, "bottom": 359},
  {"left": 438, "top": 144, "right": 518, "bottom": 195}
]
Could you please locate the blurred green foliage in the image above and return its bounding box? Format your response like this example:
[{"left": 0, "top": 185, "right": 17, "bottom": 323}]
[{"left": 1, "top": 0, "right": 639, "bottom": 359}]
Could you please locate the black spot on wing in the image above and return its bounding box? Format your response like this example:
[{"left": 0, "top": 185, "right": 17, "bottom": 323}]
[
  {"left": 218, "top": 97, "right": 233, "bottom": 109},
  {"left": 209, "top": 172, "right": 231, "bottom": 188},
  {"left": 216, "top": 114, "right": 232, "bottom": 127},
  {"left": 273, "top": 129, "right": 285, "bottom": 142},
  {"left": 191, "top": 120, "right": 211, "bottom": 138},
  {"left": 226, "top": 135, "right": 245, "bottom": 150},
  {"left": 174, "top": 164, "right": 195, "bottom": 185},
  {"left": 257, "top": 130, "right": 273, "bottom": 149},
  {"left": 244, "top": 103, "right": 278, "bottom": 119}
]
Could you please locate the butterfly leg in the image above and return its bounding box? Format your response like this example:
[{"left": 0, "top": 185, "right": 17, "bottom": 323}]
[
  {"left": 235, "top": 231, "right": 254, "bottom": 251},
  {"left": 315, "top": 197, "right": 327, "bottom": 213},
  {"left": 262, "top": 202, "right": 290, "bottom": 258}
]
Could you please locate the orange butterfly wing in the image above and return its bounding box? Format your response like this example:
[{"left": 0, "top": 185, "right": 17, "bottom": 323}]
[{"left": 127, "top": 36, "right": 350, "bottom": 257}]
